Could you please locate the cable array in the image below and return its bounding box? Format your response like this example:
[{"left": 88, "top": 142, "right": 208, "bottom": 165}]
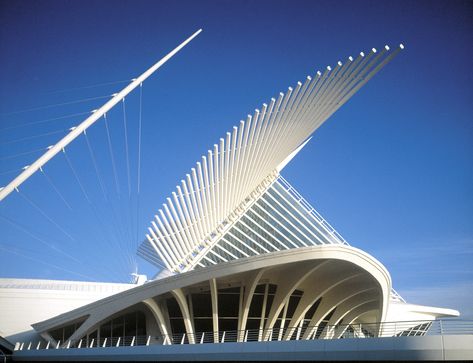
[
  {"left": 0, "top": 86, "right": 143, "bottom": 282},
  {"left": 0, "top": 30, "right": 202, "bottom": 282}
]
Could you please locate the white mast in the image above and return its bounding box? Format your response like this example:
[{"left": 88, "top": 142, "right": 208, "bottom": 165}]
[{"left": 0, "top": 28, "right": 202, "bottom": 202}]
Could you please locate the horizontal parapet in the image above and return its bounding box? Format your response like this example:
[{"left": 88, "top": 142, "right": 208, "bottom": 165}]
[{"left": 12, "top": 334, "right": 473, "bottom": 361}]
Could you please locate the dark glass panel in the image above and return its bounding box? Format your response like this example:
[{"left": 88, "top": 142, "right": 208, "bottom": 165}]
[
  {"left": 49, "top": 328, "right": 63, "bottom": 342},
  {"left": 265, "top": 294, "right": 274, "bottom": 318},
  {"left": 245, "top": 318, "right": 260, "bottom": 330},
  {"left": 169, "top": 318, "right": 185, "bottom": 335},
  {"left": 254, "top": 284, "right": 265, "bottom": 294},
  {"left": 112, "top": 316, "right": 124, "bottom": 338},
  {"left": 194, "top": 318, "right": 213, "bottom": 333},
  {"left": 324, "top": 308, "right": 335, "bottom": 321},
  {"left": 286, "top": 295, "right": 302, "bottom": 319},
  {"left": 63, "top": 324, "right": 75, "bottom": 341},
  {"left": 49, "top": 318, "right": 87, "bottom": 343},
  {"left": 271, "top": 320, "right": 281, "bottom": 340},
  {"left": 268, "top": 284, "right": 277, "bottom": 294},
  {"left": 124, "top": 312, "right": 136, "bottom": 336},
  {"left": 248, "top": 294, "right": 264, "bottom": 317},
  {"left": 218, "top": 318, "right": 238, "bottom": 333},
  {"left": 96, "top": 311, "right": 146, "bottom": 339},
  {"left": 192, "top": 293, "right": 212, "bottom": 317},
  {"left": 314, "top": 321, "right": 327, "bottom": 339},
  {"left": 166, "top": 297, "right": 183, "bottom": 318},
  {"left": 304, "top": 298, "right": 321, "bottom": 320},
  {"left": 277, "top": 308, "right": 284, "bottom": 319},
  {"left": 88, "top": 330, "right": 97, "bottom": 340},
  {"left": 136, "top": 311, "right": 146, "bottom": 336},
  {"left": 100, "top": 321, "right": 111, "bottom": 338},
  {"left": 218, "top": 293, "right": 239, "bottom": 318},
  {"left": 219, "top": 287, "right": 240, "bottom": 293}
]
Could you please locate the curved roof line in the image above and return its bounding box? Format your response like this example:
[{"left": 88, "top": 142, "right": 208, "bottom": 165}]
[{"left": 33, "top": 244, "right": 392, "bottom": 338}]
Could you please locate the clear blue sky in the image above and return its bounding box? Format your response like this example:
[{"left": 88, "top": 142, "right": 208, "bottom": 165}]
[{"left": 0, "top": 0, "right": 472, "bottom": 317}]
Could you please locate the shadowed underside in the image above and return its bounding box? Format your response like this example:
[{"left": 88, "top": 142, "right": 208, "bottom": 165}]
[{"left": 33, "top": 245, "right": 391, "bottom": 346}]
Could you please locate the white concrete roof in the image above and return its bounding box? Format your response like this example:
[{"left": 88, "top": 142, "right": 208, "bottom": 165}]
[
  {"left": 0, "top": 278, "right": 133, "bottom": 341},
  {"left": 32, "top": 245, "right": 391, "bottom": 345}
]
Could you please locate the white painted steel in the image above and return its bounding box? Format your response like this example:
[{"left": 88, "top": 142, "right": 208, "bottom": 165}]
[
  {"left": 30, "top": 245, "right": 392, "bottom": 347},
  {"left": 143, "top": 298, "right": 171, "bottom": 340},
  {"left": 0, "top": 29, "right": 202, "bottom": 202},
  {"left": 140, "top": 45, "right": 403, "bottom": 273},
  {"left": 209, "top": 278, "right": 219, "bottom": 343}
]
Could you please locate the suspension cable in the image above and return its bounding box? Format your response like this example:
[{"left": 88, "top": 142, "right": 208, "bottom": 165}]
[
  {"left": 62, "top": 149, "right": 91, "bottom": 204},
  {"left": 1, "top": 94, "right": 113, "bottom": 116},
  {"left": 0, "top": 81, "right": 148, "bottom": 282},
  {"left": 0, "top": 213, "right": 79, "bottom": 263},
  {"left": 121, "top": 96, "right": 136, "bottom": 263},
  {"left": 0, "top": 147, "right": 48, "bottom": 161},
  {"left": 2, "top": 67, "right": 158, "bottom": 281},
  {"left": 84, "top": 130, "right": 107, "bottom": 200},
  {"left": 0, "top": 244, "right": 96, "bottom": 281},
  {"left": 104, "top": 113, "right": 120, "bottom": 196},
  {"left": 17, "top": 190, "right": 75, "bottom": 241},
  {"left": 1, "top": 129, "right": 69, "bottom": 146},
  {"left": 83, "top": 125, "right": 136, "bottom": 275},
  {"left": 86, "top": 124, "right": 137, "bottom": 273},
  {"left": 40, "top": 168, "right": 73, "bottom": 211},
  {"left": 122, "top": 98, "right": 131, "bottom": 197},
  {"left": 137, "top": 83, "right": 143, "bottom": 195},
  {"left": 0, "top": 167, "right": 23, "bottom": 176},
  {"left": 0, "top": 111, "right": 92, "bottom": 131},
  {"left": 135, "top": 83, "right": 143, "bottom": 252},
  {"left": 62, "top": 149, "right": 134, "bottom": 277},
  {"left": 45, "top": 79, "right": 132, "bottom": 95}
]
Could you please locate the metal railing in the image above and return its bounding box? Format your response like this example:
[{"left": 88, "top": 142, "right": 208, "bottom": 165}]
[
  {"left": 277, "top": 176, "right": 408, "bottom": 304},
  {"left": 277, "top": 176, "right": 349, "bottom": 245},
  {"left": 14, "top": 319, "right": 473, "bottom": 352}
]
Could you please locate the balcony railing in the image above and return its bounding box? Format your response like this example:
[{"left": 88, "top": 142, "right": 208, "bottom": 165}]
[{"left": 14, "top": 319, "right": 473, "bottom": 351}]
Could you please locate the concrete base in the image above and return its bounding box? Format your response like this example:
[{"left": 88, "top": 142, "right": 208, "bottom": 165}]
[{"left": 13, "top": 335, "right": 473, "bottom": 361}]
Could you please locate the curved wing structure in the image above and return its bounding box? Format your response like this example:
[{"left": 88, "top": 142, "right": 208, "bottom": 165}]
[{"left": 139, "top": 45, "right": 404, "bottom": 273}]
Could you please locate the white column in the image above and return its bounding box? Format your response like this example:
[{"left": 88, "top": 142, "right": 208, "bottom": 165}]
[
  {"left": 171, "top": 289, "right": 195, "bottom": 344},
  {"left": 209, "top": 278, "right": 219, "bottom": 343},
  {"left": 237, "top": 269, "right": 264, "bottom": 338},
  {"left": 143, "top": 298, "right": 171, "bottom": 344}
]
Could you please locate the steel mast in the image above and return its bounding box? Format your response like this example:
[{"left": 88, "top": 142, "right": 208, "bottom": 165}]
[{"left": 0, "top": 28, "right": 202, "bottom": 202}]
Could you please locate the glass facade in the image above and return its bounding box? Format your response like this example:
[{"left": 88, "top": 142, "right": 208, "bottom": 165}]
[
  {"left": 49, "top": 318, "right": 86, "bottom": 343},
  {"left": 79, "top": 311, "right": 146, "bottom": 347},
  {"left": 139, "top": 175, "right": 348, "bottom": 272},
  {"left": 159, "top": 282, "right": 350, "bottom": 343},
  {"left": 199, "top": 178, "right": 345, "bottom": 268}
]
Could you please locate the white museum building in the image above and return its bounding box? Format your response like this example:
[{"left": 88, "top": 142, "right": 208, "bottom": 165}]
[{"left": 0, "top": 30, "right": 472, "bottom": 361}]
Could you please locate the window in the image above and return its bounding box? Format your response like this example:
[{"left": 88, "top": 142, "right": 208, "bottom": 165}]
[{"left": 48, "top": 317, "right": 87, "bottom": 343}]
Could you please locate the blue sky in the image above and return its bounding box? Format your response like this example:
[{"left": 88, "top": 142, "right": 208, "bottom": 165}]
[{"left": 0, "top": 0, "right": 472, "bottom": 317}]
